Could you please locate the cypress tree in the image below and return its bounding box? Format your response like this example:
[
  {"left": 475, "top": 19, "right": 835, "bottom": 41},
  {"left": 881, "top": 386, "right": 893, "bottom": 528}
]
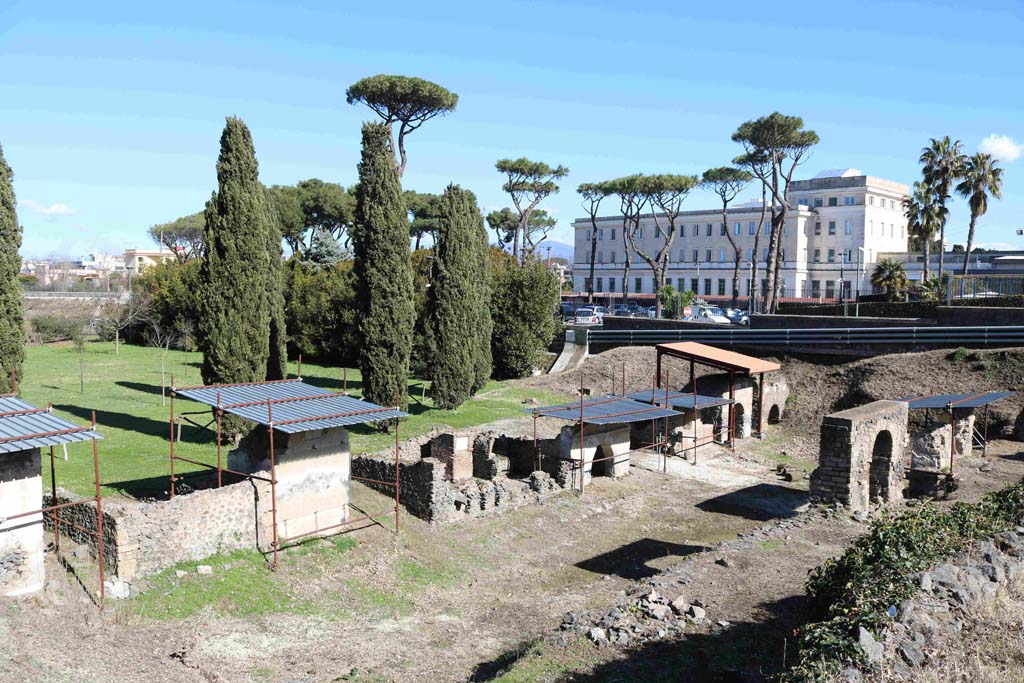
[
  {"left": 491, "top": 260, "right": 559, "bottom": 379},
  {"left": 469, "top": 197, "right": 493, "bottom": 392},
  {"left": 199, "top": 117, "right": 282, "bottom": 389},
  {"left": 265, "top": 186, "right": 288, "bottom": 381},
  {"left": 426, "top": 185, "right": 477, "bottom": 409},
  {"left": 353, "top": 123, "right": 414, "bottom": 409},
  {"left": 0, "top": 144, "right": 25, "bottom": 393}
]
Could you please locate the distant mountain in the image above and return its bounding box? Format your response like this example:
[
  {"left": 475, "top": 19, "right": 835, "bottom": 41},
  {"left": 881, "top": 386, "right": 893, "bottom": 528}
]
[{"left": 534, "top": 240, "right": 574, "bottom": 261}]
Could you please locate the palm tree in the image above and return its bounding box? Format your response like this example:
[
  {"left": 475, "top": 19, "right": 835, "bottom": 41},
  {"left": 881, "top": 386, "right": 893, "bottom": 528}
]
[
  {"left": 919, "top": 136, "right": 965, "bottom": 280},
  {"left": 955, "top": 152, "right": 1003, "bottom": 275},
  {"left": 870, "top": 258, "right": 909, "bottom": 301},
  {"left": 903, "top": 181, "right": 943, "bottom": 282}
]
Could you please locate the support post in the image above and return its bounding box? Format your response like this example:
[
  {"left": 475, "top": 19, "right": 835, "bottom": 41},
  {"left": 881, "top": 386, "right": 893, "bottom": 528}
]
[
  {"left": 533, "top": 411, "right": 540, "bottom": 473},
  {"left": 395, "top": 411, "right": 401, "bottom": 534},
  {"left": 169, "top": 377, "right": 176, "bottom": 498},
  {"left": 297, "top": 354, "right": 302, "bottom": 380},
  {"left": 983, "top": 403, "right": 990, "bottom": 457},
  {"left": 691, "top": 360, "right": 698, "bottom": 465},
  {"left": 216, "top": 391, "right": 223, "bottom": 488},
  {"left": 728, "top": 371, "right": 736, "bottom": 450},
  {"left": 757, "top": 373, "right": 765, "bottom": 439},
  {"left": 343, "top": 368, "right": 348, "bottom": 396},
  {"left": 267, "top": 400, "right": 279, "bottom": 572},
  {"left": 656, "top": 349, "right": 663, "bottom": 390},
  {"left": 948, "top": 405, "right": 956, "bottom": 481},
  {"left": 579, "top": 372, "right": 585, "bottom": 496},
  {"left": 49, "top": 445, "right": 59, "bottom": 551},
  {"left": 91, "top": 411, "right": 105, "bottom": 609}
]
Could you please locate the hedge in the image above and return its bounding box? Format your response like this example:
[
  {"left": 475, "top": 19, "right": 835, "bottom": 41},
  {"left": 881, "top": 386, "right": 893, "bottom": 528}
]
[{"left": 784, "top": 483, "right": 1024, "bottom": 682}]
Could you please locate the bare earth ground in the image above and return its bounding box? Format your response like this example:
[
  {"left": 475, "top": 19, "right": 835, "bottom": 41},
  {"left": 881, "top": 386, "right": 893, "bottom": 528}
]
[{"left": 3, "top": 346, "right": 1024, "bottom": 683}]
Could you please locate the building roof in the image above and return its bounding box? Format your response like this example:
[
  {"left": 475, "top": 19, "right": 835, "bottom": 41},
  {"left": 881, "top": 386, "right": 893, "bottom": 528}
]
[
  {"left": 627, "top": 389, "right": 734, "bottom": 410},
  {"left": 813, "top": 168, "right": 863, "bottom": 179},
  {"left": 897, "top": 391, "right": 1015, "bottom": 410},
  {"left": 655, "top": 342, "right": 780, "bottom": 374},
  {"left": 529, "top": 396, "right": 679, "bottom": 425},
  {"left": 0, "top": 396, "right": 102, "bottom": 454},
  {"left": 173, "top": 380, "right": 407, "bottom": 434}
]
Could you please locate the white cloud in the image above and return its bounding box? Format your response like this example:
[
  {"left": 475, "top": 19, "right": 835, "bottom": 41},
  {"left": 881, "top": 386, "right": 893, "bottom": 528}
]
[
  {"left": 21, "top": 199, "right": 78, "bottom": 217},
  {"left": 978, "top": 134, "right": 1023, "bottom": 163}
]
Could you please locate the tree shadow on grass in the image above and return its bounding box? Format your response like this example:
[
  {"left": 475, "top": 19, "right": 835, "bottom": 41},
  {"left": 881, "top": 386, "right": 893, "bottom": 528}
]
[
  {"left": 114, "top": 380, "right": 165, "bottom": 397},
  {"left": 475, "top": 594, "right": 810, "bottom": 683},
  {"left": 575, "top": 538, "right": 709, "bottom": 580},
  {"left": 54, "top": 404, "right": 176, "bottom": 442},
  {"left": 695, "top": 483, "right": 808, "bottom": 522}
]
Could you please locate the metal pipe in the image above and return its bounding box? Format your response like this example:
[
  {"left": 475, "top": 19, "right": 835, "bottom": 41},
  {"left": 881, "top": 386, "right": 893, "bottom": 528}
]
[
  {"left": 983, "top": 403, "right": 990, "bottom": 457},
  {"left": 729, "top": 370, "right": 736, "bottom": 450},
  {"left": 0, "top": 406, "right": 49, "bottom": 418},
  {"left": 216, "top": 392, "right": 222, "bottom": 488},
  {"left": 351, "top": 475, "right": 399, "bottom": 487},
  {"left": 169, "top": 377, "right": 176, "bottom": 498},
  {"left": 173, "top": 377, "right": 300, "bottom": 392},
  {"left": 948, "top": 404, "right": 956, "bottom": 482},
  {"left": 267, "top": 400, "right": 279, "bottom": 572},
  {"left": 692, "top": 360, "right": 698, "bottom": 465},
  {"left": 92, "top": 411, "right": 105, "bottom": 609},
  {"left": 533, "top": 411, "right": 540, "bottom": 473},
  {"left": 48, "top": 445, "right": 60, "bottom": 551},
  {"left": 579, "top": 372, "right": 585, "bottom": 496},
  {"left": 297, "top": 354, "right": 302, "bottom": 380},
  {"left": 757, "top": 373, "right": 765, "bottom": 439},
  {"left": 343, "top": 367, "right": 348, "bottom": 395},
  {"left": 395, "top": 402, "right": 400, "bottom": 534}
]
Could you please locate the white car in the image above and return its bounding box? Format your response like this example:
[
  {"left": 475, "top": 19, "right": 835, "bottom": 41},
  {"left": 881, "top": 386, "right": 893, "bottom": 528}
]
[{"left": 574, "top": 308, "right": 600, "bottom": 325}]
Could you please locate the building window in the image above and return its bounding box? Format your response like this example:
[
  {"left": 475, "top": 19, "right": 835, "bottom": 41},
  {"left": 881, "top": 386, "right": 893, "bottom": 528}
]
[
  {"left": 868, "top": 196, "right": 875, "bottom": 206},
  {"left": 584, "top": 230, "right": 591, "bottom": 242},
  {"left": 706, "top": 223, "right": 713, "bottom": 237},
  {"left": 811, "top": 280, "right": 820, "bottom": 297},
  {"left": 748, "top": 247, "right": 755, "bottom": 261},
  {"left": 814, "top": 197, "right": 823, "bottom": 207},
  {"left": 828, "top": 221, "right": 836, "bottom": 235},
  {"left": 596, "top": 278, "right": 603, "bottom": 292},
  {"left": 844, "top": 249, "right": 853, "bottom": 263},
  {"left": 638, "top": 227, "right": 643, "bottom": 239},
  {"left": 734, "top": 222, "right": 741, "bottom": 236},
  {"left": 890, "top": 224, "right": 895, "bottom": 238},
  {"left": 844, "top": 220, "right": 853, "bottom": 235},
  {"left": 761, "top": 247, "right": 769, "bottom": 261},
  {"left": 825, "top": 280, "right": 835, "bottom": 298},
  {"left": 665, "top": 278, "right": 672, "bottom": 290},
  {"left": 610, "top": 228, "right": 616, "bottom": 241},
  {"left": 868, "top": 220, "right": 873, "bottom": 235},
  {"left": 889, "top": 199, "right": 896, "bottom": 210},
  {"left": 655, "top": 226, "right": 662, "bottom": 238},
  {"left": 635, "top": 277, "right": 642, "bottom": 293},
  {"left": 748, "top": 221, "right": 756, "bottom": 235},
  {"left": 692, "top": 224, "right": 699, "bottom": 237},
  {"left": 717, "top": 279, "right": 726, "bottom": 296},
  {"left": 598, "top": 229, "right": 603, "bottom": 241},
  {"left": 584, "top": 277, "right": 592, "bottom": 291},
  {"left": 610, "top": 251, "right": 616, "bottom": 263},
  {"left": 679, "top": 248, "right": 685, "bottom": 262},
  {"left": 814, "top": 248, "right": 821, "bottom": 263},
  {"left": 844, "top": 196, "right": 855, "bottom": 206},
  {"left": 597, "top": 252, "right": 604, "bottom": 263},
  {"left": 703, "top": 278, "right": 712, "bottom": 295},
  {"left": 827, "top": 248, "right": 835, "bottom": 263},
  {"left": 584, "top": 251, "right": 590, "bottom": 264},
  {"left": 609, "top": 278, "right": 616, "bottom": 292},
  {"left": 718, "top": 247, "right": 726, "bottom": 263},
  {"left": 704, "top": 248, "right": 712, "bottom": 262},
  {"left": 814, "top": 221, "right": 821, "bottom": 236},
  {"left": 763, "top": 222, "right": 770, "bottom": 235},
  {"left": 828, "top": 197, "right": 838, "bottom": 207}
]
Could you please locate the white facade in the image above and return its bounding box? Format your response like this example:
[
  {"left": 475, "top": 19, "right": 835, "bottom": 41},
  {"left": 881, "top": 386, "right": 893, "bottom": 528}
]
[{"left": 571, "top": 169, "right": 910, "bottom": 301}]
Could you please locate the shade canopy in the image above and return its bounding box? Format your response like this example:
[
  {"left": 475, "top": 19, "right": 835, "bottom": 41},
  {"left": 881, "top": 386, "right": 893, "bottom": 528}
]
[
  {"left": 898, "top": 391, "right": 1015, "bottom": 410},
  {"left": 529, "top": 396, "right": 678, "bottom": 425},
  {"left": 656, "top": 342, "right": 780, "bottom": 374},
  {"left": 173, "top": 380, "right": 407, "bottom": 434},
  {"left": 0, "top": 396, "right": 102, "bottom": 454},
  {"left": 627, "top": 389, "right": 734, "bottom": 410}
]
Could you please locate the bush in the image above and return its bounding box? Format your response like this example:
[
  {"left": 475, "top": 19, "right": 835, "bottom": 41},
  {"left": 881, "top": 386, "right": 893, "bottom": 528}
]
[
  {"left": 785, "top": 483, "right": 1024, "bottom": 682},
  {"left": 29, "top": 315, "right": 85, "bottom": 343},
  {"left": 491, "top": 260, "right": 560, "bottom": 379},
  {"left": 283, "top": 259, "right": 359, "bottom": 366}
]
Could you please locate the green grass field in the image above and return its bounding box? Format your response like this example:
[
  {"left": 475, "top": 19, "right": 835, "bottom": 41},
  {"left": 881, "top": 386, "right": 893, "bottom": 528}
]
[{"left": 21, "top": 341, "right": 568, "bottom": 498}]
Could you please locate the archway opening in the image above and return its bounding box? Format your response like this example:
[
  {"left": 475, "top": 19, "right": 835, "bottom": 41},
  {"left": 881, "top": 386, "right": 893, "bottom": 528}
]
[
  {"left": 869, "top": 430, "right": 894, "bottom": 501},
  {"left": 734, "top": 403, "right": 747, "bottom": 438},
  {"left": 767, "top": 404, "right": 781, "bottom": 425},
  {"left": 592, "top": 444, "right": 615, "bottom": 478}
]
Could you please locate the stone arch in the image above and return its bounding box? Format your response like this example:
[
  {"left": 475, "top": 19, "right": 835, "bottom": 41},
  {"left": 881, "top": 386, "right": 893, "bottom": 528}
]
[
  {"left": 869, "top": 430, "right": 894, "bottom": 501},
  {"left": 592, "top": 443, "right": 615, "bottom": 477},
  {"left": 767, "top": 404, "right": 782, "bottom": 425},
  {"left": 734, "top": 402, "right": 748, "bottom": 438}
]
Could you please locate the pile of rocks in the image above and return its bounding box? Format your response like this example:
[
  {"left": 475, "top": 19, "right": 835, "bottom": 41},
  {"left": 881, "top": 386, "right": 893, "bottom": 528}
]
[
  {"left": 561, "top": 588, "right": 709, "bottom": 649},
  {"left": 855, "top": 527, "right": 1024, "bottom": 680}
]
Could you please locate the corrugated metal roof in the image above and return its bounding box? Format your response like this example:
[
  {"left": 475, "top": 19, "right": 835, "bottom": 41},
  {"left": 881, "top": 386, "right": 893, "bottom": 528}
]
[
  {"left": 173, "top": 380, "right": 407, "bottom": 433},
  {"left": 0, "top": 396, "right": 102, "bottom": 454},
  {"left": 898, "top": 391, "right": 1015, "bottom": 410},
  {"left": 656, "top": 342, "right": 780, "bottom": 374},
  {"left": 627, "top": 389, "right": 734, "bottom": 410},
  {"left": 529, "top": 396, "right": 679, "bottom": 425}
]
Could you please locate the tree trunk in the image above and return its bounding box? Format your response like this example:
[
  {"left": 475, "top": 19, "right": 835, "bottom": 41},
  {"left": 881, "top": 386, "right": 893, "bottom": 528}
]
[
  {"left": 115, "top": 328, "right": 119, "bottom": 355},
  {"left": 79, "top": 348, "right": 84, "bottom": 393},
  {"left": 621, "top": 224, "right": 632, "bottom": 302},
  {"left": 771, "top": 233, "right": 784, "bottom": 311},
  {"left": 923, "top": 239, "right": 931, "bottom": 283},
  {"left": 749, "top": 186, "right": 766, "bottom": 315},
  {"left": 414, "top": 232, "right": 422, "bottom": 251},
  {"left": 161, "top": 352, "right": 167, "bottom": 407},
  {"left": 962, "top": 214, "right": 977, "bottom": 276},
  {"left": 588, "top": 222, "right": 599, "bottom": 304},
  {"left": 731, "top": 251, "right": 742, "bottom": 309},
  {"left": 937, "top": 221, "right": 945, "bottom": 282},
  {"left": 762, "top": 211, "right": 781, "bottom": 313}
]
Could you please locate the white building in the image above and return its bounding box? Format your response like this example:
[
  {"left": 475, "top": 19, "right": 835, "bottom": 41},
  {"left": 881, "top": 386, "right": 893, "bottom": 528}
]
[{"left": 571, "top": 169, "right": 910, "bottom": 302}]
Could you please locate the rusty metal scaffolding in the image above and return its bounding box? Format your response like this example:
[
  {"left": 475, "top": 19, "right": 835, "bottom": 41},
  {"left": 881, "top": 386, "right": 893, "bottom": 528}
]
[
  {"left": 0, "top": 399, "right": 106, "bottom": 607},
  {"left": 168, "top": 371, "right": 405, "bottom": 572}
]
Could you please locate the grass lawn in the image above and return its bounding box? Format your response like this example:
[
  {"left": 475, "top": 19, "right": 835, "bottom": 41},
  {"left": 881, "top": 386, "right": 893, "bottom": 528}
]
[{"left": 21, "top": 340, "right": 568, "bottom": 498}]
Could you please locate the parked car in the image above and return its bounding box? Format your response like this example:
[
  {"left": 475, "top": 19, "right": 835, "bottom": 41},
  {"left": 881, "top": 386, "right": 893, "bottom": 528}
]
[
  {"left": 646, "top": 306, "right": 658, "bottom": 319},
  {"left": 558, "top": 302, "right": 578, "bottom": 321},
  {"left": 626, "top": 304, "right": 646, "bottom": 316},
  {"left": 609, "top": 304, "right": 632, "bottom": 317},
  {"left": 574, "top": 307, "right": 601, "bottom": 325},
  {"left": 688, "top": 305, "right": 730, "bottom": 324},
  {"left": 592, "top": 305, "right": 608, "bottom": 321}
]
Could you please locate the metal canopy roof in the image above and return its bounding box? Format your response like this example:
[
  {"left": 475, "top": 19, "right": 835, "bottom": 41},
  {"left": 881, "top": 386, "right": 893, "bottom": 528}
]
[
  {"left": 656, "top": 342, "right": 780, "bottom": 374},
  {"left": 626, "top": 389, "right": 735, "bottom": 410},
  {"left": 0, "top": 396, "right": 102, "bottom": 454},
  {"left": 173, "top": 380, "right": 408, "bottom": 434},
  {"left": 529, "top": 396, "right": 679, "bottom": 425},
  {"left": 897, "top": 391, "right": 1015, "bottom": 410}
]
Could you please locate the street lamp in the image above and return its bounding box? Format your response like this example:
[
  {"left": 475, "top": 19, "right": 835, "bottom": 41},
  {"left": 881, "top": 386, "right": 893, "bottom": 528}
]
[
  {"left": 745, "top": 261, "right": 754, "bottom": 316},
  {"left": 856, "top": 246, "right": 865, "bottom": 317}
]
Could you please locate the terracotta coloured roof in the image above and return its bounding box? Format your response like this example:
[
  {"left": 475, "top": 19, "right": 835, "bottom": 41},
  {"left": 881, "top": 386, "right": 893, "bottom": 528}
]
[{"left": 655, "top": 342, "right": 780, "bottom": 374}]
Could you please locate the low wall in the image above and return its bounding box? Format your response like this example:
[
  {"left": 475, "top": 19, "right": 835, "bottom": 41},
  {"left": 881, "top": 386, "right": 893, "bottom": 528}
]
[
  {"left": 602, "top": 316, "right": 728, "bottom": 331},
  {"left": 1, "top": 449, "right": 44, "bottom": 597},
  {"left": 936, "top": 306, "right": 1024, "bottom": 326},
  {"left": 750, "top": 314, "right": 930, "bottom": 329}
]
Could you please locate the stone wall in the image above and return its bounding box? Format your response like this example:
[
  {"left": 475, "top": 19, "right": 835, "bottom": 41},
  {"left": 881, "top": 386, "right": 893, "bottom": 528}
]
[
  {"left": 1, "top": 448, "right": 44, "bottom": 597},
  {"left": 810, "top": 400, "right": 909, "bottom": 514},
  {"left": 681, "top": 371, "right": 789, "bottom": 439}
]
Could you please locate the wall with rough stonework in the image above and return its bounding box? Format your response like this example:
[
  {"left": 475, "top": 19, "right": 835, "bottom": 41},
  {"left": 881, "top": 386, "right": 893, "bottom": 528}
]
[
  {"left": 1, "top": 449, "right": 44, "bottom": 597},
  {"left": 810, "top": 400, "right": 908, "bottom": 513}
]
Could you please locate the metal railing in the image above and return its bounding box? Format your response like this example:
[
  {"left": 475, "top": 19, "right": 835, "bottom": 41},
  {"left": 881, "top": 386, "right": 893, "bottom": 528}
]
[{"left": 585, "top": 325, "right": 1024, "bottom": 349}]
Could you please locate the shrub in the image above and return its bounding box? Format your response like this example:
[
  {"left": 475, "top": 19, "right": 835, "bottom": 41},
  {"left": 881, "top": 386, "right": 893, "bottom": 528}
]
[
  {"left": 785, "top": 483, "right": 1024, "bottom": 682},
  {"left": 29, "top": 315, "right": 85, "bottom": 343},
  {"left": 490, "top": 260, "right": 560, "bottom": 379}
]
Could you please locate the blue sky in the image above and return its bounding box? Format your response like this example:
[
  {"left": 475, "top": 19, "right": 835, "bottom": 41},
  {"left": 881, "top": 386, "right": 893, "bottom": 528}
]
[{"left": 2, "top": 0, "right": 1023, "bottom": 258}]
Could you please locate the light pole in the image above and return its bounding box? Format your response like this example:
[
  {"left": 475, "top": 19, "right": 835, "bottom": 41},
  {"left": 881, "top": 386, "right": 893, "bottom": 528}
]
[
  {"left": 856, "top": 246, "right": 865, "bottom": 317},
  {"left": 745, "top": 261, "right": 754, "bottom": 316},
  {"left": 838, "top": 252, "right": 846, "bottom": 314},
  {"left": 695, "top": 259, "right": 701, "bottom": 301}
]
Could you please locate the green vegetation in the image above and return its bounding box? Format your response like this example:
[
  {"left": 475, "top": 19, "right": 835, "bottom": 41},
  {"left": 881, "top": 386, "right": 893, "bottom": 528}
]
[
  {"left": 703, "top": 166, "right": 754, "bottom": 309},
  {"left": 425, "top": 184, "right": 491, "bottom": 409},
  {"left": 0, "top": 143, "right": 25, "bottom": 392},
  {"left": 199, "top": 117, "right": 286, "bottom": 399},
  {"left": 870, "top": 258, "right": 909, "bottom": 301},
  {"left": 492, "top": 157, "right": 569, "bottom": 259},
  {"left": 785, "top": 483, "right": 1024, "bottom": 682},
  {"left": 20, "top": 341, "right": 566, "bottom": 498},
  {"left": 353, "top": 122, "right": 415, "bottom": 409},
  {"left": 490, "top": 259, "right": 560, "bottom": 379},
  {"left": 956, "top": 152, "right": 1004, "bottom": 274}
]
